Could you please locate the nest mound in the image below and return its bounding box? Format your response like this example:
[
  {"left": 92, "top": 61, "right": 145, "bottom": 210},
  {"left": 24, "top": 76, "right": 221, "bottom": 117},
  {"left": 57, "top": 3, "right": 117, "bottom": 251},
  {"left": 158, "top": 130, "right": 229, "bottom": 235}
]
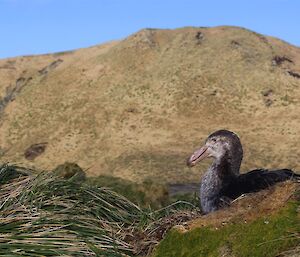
[{"left": 187, "top": 181, "right": 300, "bottom": 230}]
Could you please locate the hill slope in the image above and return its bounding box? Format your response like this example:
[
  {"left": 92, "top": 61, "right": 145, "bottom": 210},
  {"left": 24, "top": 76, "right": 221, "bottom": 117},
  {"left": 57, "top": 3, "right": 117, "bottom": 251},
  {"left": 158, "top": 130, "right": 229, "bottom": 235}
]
[{"left": 0, "top": 26, "right": 299, "bottom": 183}]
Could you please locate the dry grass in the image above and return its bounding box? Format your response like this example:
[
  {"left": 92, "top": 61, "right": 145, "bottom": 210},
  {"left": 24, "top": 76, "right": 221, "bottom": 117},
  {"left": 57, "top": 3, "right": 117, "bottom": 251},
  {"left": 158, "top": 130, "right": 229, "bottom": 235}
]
[
  {"left": 0, "top": 164, "right": 143, "bottom": 256},
  {"left": 0, "top": 163, "right": 198, "bottom": 256},
  {"left": 0, "top": 26, "right": 299, "bottom": 184}
]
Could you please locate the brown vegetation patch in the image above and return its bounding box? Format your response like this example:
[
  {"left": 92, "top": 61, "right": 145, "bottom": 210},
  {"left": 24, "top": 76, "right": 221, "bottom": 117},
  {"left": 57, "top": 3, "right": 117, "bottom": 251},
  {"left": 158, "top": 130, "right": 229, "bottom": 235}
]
[
  {"left": 53, "top": 162, "right": 86, "bottom": 180},
  {"left": 261, "top": 88, "right": 274, "bottom": 107},
  {"left": 24, "top": 142, "right": 48, "bottom": 160},
  {"left": 287, "top": 70, "right": 300, "bottom": 79},
  {"left": 130, "top": 210, "right": 200, "bottom": 256},
  {"left": 272, "top": 55, "right": 293, "bottom": 66},
  {"left": 195, "top": 31, "right": 204, "bottom": 44},
  {"left": 0, "top": 76, "right": 32, "bottom": 113},
  {"left": 38, "top": 59, "right": 63, "bottom": 75}
]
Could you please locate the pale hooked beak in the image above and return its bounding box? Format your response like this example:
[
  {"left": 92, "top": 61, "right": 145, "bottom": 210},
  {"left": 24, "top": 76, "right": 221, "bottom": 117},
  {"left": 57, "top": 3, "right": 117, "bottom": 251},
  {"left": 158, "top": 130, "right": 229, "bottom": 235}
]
[{"left": 186, "top": 145, "right": 210, "bottom": 167}]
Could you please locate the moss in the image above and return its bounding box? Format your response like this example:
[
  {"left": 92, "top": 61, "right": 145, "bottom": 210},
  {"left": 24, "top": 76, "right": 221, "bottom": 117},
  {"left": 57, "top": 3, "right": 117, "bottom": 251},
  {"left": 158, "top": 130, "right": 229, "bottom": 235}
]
[{"left": 152, "top": 202, "right": 300, "bottom": 257}]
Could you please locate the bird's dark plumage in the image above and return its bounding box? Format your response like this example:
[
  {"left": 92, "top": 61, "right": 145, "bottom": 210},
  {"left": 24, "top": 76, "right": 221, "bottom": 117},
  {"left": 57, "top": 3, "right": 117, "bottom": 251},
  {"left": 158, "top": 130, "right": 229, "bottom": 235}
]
[
  {"left": 187, "top": 130, "right": 299, "bottom": 214},
  {"left": 221, "top": 168, "right": 299, "bottom": 199}
]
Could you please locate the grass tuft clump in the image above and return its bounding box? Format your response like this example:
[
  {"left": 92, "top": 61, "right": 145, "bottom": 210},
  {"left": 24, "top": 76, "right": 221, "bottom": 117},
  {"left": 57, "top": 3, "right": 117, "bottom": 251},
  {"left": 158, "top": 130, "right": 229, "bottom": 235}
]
[
  {"left": 0, "top": 163, "right": 143, "bottom": 256},
  {"left": 0, "top": 163, "right": 198, "bottom": 256},
  {"left": 53, "top": 161, "right": 86, "bottom": 181}
]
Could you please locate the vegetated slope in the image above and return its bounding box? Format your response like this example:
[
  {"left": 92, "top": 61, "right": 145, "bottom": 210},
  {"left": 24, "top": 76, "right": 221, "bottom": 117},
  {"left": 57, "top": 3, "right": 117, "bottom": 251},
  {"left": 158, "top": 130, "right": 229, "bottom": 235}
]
[
  {"left": 152, "top": 181, "right": 300, "bottom": 257},
  {"left": 0, "top": 26, "right": 299, "bottom": 183}
]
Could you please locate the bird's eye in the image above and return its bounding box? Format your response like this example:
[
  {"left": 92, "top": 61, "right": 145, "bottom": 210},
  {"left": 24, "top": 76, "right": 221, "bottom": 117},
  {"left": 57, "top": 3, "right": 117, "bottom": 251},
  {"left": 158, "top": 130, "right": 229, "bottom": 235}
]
[{"left": 211, "top": 138, "right": 217, "bottom": 143}]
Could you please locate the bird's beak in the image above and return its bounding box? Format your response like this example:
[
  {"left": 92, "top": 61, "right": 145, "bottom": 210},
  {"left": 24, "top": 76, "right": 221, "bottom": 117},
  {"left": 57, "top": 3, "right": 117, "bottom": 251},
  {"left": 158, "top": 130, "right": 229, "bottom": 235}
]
[{"left": 187, "top": 145, "right": 209, "bottom": 167}]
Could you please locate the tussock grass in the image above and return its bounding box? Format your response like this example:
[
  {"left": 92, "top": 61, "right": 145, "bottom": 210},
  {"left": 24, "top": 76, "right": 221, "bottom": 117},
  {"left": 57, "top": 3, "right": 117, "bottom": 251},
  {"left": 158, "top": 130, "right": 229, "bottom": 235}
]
[
  {"left": 0, "top": 164, "right": 143, "bottom": 256},
  {"left": 0, "top": 164, "right": 198, "bottom": 256}
]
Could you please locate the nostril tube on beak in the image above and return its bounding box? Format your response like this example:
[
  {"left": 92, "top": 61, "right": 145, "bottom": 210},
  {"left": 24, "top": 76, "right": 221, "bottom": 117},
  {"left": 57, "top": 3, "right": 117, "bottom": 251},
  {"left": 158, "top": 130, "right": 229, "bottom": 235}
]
[
  {"left": 186, "top": 157, "right": 194, "bottom": 167},
  {"left": 186, "top": 146, "right": 209, "bottom": 167}
]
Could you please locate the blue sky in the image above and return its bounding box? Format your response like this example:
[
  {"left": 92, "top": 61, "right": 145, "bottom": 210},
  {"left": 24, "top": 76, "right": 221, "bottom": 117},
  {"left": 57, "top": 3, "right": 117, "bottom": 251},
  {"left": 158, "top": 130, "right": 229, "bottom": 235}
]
[{"left": 0, "top": 0, "right": 299, "bottom": 59}]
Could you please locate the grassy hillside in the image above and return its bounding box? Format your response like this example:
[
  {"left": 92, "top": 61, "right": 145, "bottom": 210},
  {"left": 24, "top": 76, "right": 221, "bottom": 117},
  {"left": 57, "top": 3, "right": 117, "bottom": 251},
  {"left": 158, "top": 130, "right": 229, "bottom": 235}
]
[{"left": 0, "top": 26, "right": 299, "bottom": 184}]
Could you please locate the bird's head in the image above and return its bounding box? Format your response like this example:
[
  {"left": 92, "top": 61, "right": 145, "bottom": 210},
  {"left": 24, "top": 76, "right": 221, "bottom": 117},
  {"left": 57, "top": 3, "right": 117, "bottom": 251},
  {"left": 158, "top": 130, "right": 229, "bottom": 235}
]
[{"left": 187, "top": 130, "right": 243, "bottom": 168}]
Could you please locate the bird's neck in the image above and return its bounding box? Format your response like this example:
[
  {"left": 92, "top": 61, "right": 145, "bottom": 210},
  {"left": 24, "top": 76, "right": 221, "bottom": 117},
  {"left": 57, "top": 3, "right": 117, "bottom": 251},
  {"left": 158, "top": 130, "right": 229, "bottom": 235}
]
[
  {"left": 212, "top": 153, "right": 240, "bottom": 179},
  {"left": 200, "top": 154, "right": 239, "bottom": 214},
  {"left": 203, "top": 155, "right": 238, "bottom": 193}
]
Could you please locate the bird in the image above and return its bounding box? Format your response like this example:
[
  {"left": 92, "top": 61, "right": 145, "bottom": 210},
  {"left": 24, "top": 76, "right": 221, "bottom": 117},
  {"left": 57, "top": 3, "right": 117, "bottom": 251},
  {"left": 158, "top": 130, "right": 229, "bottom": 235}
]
[{"left": 186, "top": 130, "right": 299, "bottom": 214}]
